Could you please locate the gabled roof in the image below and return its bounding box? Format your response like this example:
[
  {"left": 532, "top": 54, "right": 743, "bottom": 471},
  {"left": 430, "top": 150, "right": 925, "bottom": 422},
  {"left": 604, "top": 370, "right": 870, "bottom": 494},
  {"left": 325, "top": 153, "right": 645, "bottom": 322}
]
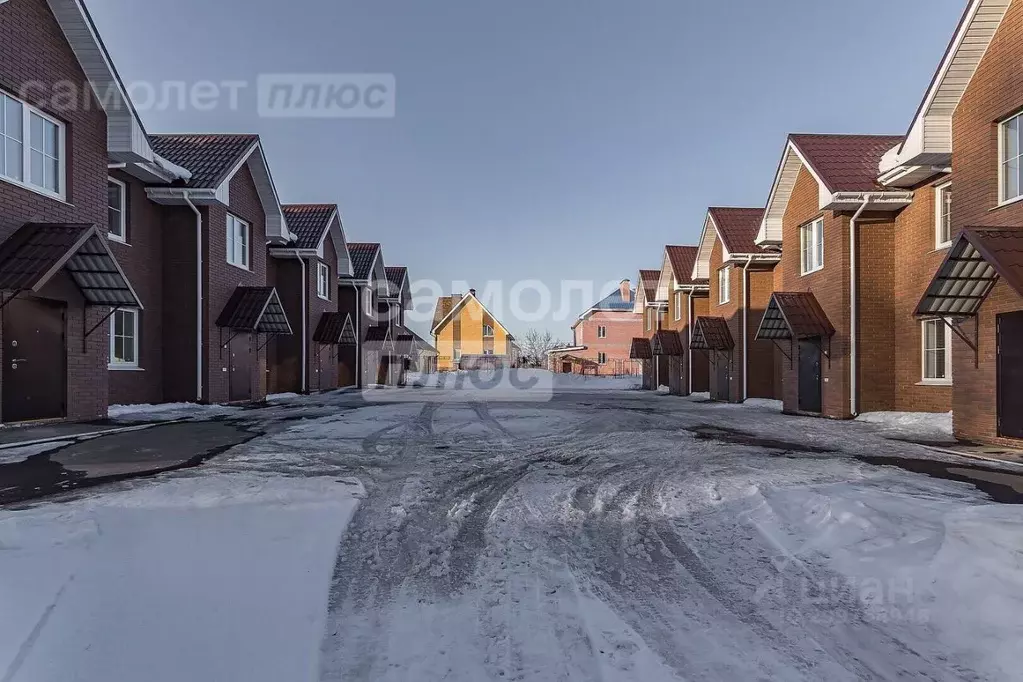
[
  {"left": 651, "top": 330, "right": 684, "bottom": 356},
  {"left": 880, "top": 0, "right": 1012, "bottom": 185},
  {"left": 408, "top": 329, "right": 438, "bottom": 354},
  {"left": 691, "top": 317, "right": 734, "bottom": 351},
  {"left": 313, "top": 312, "right": 357, "bottom": 346},
  {"left": 0, "top": 223, "right": 142, "bottom": 308},
  {"left": 282, "top": 204, "right": 336, "bottom": 250},
  {"left": 347, "top": 243, "right": 382, "bottom": 281},
  {"left": 757, "top": 135, "right": 908, "bottom": 245},
  {"left": 430, "top": 291, "right": 511, "bottom": 337},
  {"left": 572, "top": 284, "right": 636, "bottom": 328},
  {"left": 756, "top": 293, "right": 836, "bottom": 341},
  {"left": 640, "top": 270, "right": 662, "bottom": 301},
  {"left": 916, "top": 227, "right": 1023, "bottom": 317},
  {"left": 630, "top": 337, "right": 653, "bottom": 360},
  {"left": 385, "top": 266, "right": 407, "bottom": 292},
  {"left": 658, "top": 245, "right": 704, "bottom": 300},
  {"left": 149, "top": 134, "right": 258, "bottom": 189},
  {"left": 708, "top": 208, "right": 764, "bottom": 256},
  {"left": 215, "top": 287, "right": 292, "bottom": 334},
  {"left": 432, "top": 295, "right": 458, "bottom": 331}
]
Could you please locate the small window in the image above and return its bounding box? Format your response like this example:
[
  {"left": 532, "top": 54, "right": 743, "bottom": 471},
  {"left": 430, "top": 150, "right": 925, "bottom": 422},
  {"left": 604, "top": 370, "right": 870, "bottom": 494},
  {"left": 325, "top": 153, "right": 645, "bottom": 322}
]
[
  {"left": 935, "top": 183, "right": 952, "bottom": 248},
  {"left": 453, "top": 349, "right": 462, "bottom": 365},
  {"left": 597, "top": 326, "right": 607, "bottom": 339},
  {"left": 598, "top": 352, "right": 607, "bottom": 364},
  {"left": 718, "top": 266, "right": 731, "bottom": 305},
  {"left": 226, "top": 214, "right": 250, "bottom": 269},
  {"left": 1001, "top": 112, "right": 1023, "bottom": 203},
  {"left": 800, "top": 218, "right": 824, "bottom": 274},
  {"left": 108, "top": 178, "right": 126, "bottom": 242},
  {"left": 317, "top": 262, "right": 331, "bottom": 300},
  {"left": 483, "top": 324, "right": 495, "bottom": 337},
  {"left": 0, "top": 92, "right": 65, "bottom": 199},
  {"left": 109, "top": 309, "right": 139, "bottom": 367},
  {"left": 922, "top": 319, "right": 953, "bottom": 383},
  {"left": 674, "top": 292, "right": 682, "bottom": 321}
]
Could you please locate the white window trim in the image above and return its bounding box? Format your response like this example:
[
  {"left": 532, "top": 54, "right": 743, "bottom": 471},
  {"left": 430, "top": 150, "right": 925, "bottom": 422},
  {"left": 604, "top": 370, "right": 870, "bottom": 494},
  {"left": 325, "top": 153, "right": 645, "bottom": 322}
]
[
  {"left": 800, "top": 218, "right": 825, "bottom": 275},
  {"left": 108, "top": 309, "right": 139, "bottom": 369},
  {"left": 108, "top": 177, "right": 127, "bottom": 243},
  {"left": 317, "top": 262, "right": 331, "bottom": 300},
  {"left": 483, "top": 324, "right": 495, "bottom": 337},
  {"left": 998, "top": 111, "right": 1023, "bottom": 206},
  {"left": 920, "top": 318, "right": 953, "bottom": 386},
  {"left": 718, "top": 267, "right": 731, "bottom": 305},
  {"left": 597, "top": 325, "right": 607, "bottom": 339},
  {"left": 674, "top": 292, "right": 682, "bottom": 321},
  {"left": 0, "top": 92, "right": 67, "bottom": 202},
  {"left": 934, "top": 181, "right": 952, "bottom": 249},
  {"left": 226, "top": 213, "right": 250, "bottom": 270},
  {"left": 598, "top": 352, "right": 607, "bottom": 365}
]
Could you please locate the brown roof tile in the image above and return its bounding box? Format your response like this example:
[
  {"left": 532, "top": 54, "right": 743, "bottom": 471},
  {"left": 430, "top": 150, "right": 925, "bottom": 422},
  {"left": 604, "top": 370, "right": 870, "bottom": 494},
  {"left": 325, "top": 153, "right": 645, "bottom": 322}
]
[
  {"left": 630, "top": 337, "right": 653, "bottom": 360},
  {"left": 149, "top": 134, "right": 258, "bottom": 188},
  {"left": 347, "top": 243, "right": 381, "bottom": 281},
  {"left": 282, "top": 204, "right": 335, "bottom": 249},
  {"left": 757, "top": 292, "right": 835, "bottom": 340},
  {"left": 708, "top": 208, "right": 765, "bottom": 255},
  {"left": 652, "top": 330, "right": 685, "bottom": 356},
  {"left": 639, "top": 269, "right": 662, "bottom": 302},
  {"left": 432, "top": 295, "right": 459, "bottom": 330},
  {"left": 313, "top": 312, "right": 357, "bottom": 346},
  {"left": 692, "top": 317, "right": 734, "bottom": 351},
  {"left": 215, "top": 287, "right": 292, "bottom": 334},
  {"left": 665, "top": 246, "right": 699, "bottom": 285},
  {"left": 789, "top": 134, "right": 905, "bottom": 193}
]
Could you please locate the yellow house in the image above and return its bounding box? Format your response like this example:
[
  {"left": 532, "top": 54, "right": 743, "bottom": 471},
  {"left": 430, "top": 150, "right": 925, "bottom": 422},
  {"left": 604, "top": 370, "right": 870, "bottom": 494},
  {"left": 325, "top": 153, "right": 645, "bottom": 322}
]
[{"left": 432, "top": 290, "right": 519, "bottom": 370}]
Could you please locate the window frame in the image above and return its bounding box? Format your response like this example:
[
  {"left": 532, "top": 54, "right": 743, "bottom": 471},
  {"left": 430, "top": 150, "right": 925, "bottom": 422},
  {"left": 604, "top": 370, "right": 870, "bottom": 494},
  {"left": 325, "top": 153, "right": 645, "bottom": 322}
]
[
  {"left": 718, "top": 266, "right": 731, "bottom": 305},
  {"left": 674, "top": 291, "right": 682, "bottom": 321},
  {"left": 108, "top": 308, "right": 140, "bottom": 369},
  {"left": 598, "top": 352, "right": 607, "bottom": 365},
  {"left": 597, "top": 325, "right": 607, "bottom": 339},
  {"left": 800, "top": 217, "right": 825, "bottom": 275},
  {"left": 483, "top": 324, "right": 495, "bottom": 337},
  {"left": 999, "top": 111, "right": 1023, "bottom": 206},
  {"left": 920, "top": 318, "right": 953, "bottom": 385},
  {"left": 226, "top": 213, "right": 250, "bottom": 270},
  {"left": 934, "top": 182, "right": 952, "bottom": 249},
  {"left": 108, "top": 177, "right": 127, "bottom": 243},
  {"left": 316, "top": 262, "right": 331, "bottom": 300},
  {"left": 0, "top": 91, "right": 67, "bottom": 201}
]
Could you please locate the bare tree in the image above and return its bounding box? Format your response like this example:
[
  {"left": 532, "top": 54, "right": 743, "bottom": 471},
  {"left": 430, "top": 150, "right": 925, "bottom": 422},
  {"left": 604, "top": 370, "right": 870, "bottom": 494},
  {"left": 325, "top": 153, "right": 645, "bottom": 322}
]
[{"left": 521, "top": 329, "right": 567, "bottom": 368}]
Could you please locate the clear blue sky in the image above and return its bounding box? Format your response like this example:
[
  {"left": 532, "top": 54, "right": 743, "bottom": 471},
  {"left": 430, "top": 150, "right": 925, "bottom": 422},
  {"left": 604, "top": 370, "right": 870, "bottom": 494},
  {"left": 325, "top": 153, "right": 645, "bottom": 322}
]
[{"left": 89, "top": 0, "right": 964, "bottom": 340}]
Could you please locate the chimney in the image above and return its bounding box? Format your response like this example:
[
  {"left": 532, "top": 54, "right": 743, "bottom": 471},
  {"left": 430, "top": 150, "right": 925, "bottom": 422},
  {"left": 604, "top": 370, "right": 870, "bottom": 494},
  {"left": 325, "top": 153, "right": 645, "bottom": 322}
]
[
  {"left": 619, "top": 279, "right": 631, "bottom": 302},
  {"left": 469, "top": 288, "right": 477, "bottom": 297}
]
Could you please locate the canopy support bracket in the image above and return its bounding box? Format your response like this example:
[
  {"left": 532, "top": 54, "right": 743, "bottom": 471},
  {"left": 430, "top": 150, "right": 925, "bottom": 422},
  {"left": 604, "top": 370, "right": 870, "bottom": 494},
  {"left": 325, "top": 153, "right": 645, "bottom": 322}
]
[
  {"left": 943, "top": 317, "right": 979, "bottom": 369},
  {"left": 83, "top": 306, "right": 121, "bottom": 352}
]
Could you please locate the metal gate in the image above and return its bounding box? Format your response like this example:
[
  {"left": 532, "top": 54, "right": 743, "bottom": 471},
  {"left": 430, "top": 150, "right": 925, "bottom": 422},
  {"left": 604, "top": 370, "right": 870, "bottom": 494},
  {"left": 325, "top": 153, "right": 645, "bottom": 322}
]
[
  {"left": 998, "top": 312, "right": 1023, "bottom": 440},
  {"left": 2, "top": 298, "right": 67, "bottom": 422}
]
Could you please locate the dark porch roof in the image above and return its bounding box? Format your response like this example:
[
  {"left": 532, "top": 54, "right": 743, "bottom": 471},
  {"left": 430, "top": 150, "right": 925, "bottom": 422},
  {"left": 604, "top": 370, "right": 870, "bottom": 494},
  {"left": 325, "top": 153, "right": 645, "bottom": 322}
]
[
  {"left": 0, "top": 223, "right": 142, "bottom": 308},
  {"left": 313, "top": 312, "right": 357, "bottom": 346},
  {"left": 756, "top": 292, "right": 836, "bottom": 341},
  {"left": 215, "top": 287, "right": 292, "bottom": 334},
  {"left": 630, "top": 337, "right": 653, "bottom": 360},
  {"left": 916, "top": 227, "right": 1023, "bottom": 317},
  {"left": 652, "top": 330, "right": 684, "bottom": 356},
  {"left": 691, "top": 317, "right": 735, "bottom": 351}
]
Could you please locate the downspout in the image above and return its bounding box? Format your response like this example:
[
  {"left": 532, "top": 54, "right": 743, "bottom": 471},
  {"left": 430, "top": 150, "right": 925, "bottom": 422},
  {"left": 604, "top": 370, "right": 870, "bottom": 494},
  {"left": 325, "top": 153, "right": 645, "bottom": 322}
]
[
  {"left": 183, "top": 192, "right": 203, "bottom": 403},
  {"left": 742, "top": 256, "right": 753, "bottom": 401},
  {"left": 687, "top": 293, "right": 694, "bottom": 395},
  {"left": 849, "top": 195, "right": 873, "bottom": 417},
  {"left": 292, "top": 251, "right": 307, "bottom": 393}
]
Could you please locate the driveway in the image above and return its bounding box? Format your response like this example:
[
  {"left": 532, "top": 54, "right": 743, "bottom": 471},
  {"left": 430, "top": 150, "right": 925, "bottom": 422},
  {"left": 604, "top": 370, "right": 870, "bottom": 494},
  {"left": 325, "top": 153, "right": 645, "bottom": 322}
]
[{"left": 2, "top": 380, "right": 1022, "bottom": 681}]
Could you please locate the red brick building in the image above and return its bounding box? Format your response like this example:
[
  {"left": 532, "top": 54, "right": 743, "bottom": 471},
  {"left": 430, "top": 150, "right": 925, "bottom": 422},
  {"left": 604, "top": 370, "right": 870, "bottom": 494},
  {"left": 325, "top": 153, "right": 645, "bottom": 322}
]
[
  {"left": 655, "top": 246, "right": 709, "bottom": 396},
  {"left": 889, "top": 0, "right": 1023, "bottom": 446},
  {"left": 565, "top": 280, "right": 643, "bottom": 376}
]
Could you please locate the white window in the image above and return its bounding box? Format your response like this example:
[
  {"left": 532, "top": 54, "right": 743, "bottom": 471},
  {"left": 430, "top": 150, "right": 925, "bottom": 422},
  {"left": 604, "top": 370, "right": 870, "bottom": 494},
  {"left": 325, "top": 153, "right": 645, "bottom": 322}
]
[
  {"left": 597, "top": 326, "right": 607, "bottom": 339},
  {"left": 1001, "top": 112, "right": 1023, "bottom": 204},
  {"left": 317, "top": 262, "right": 331, "bottom": 300},
  {"left": 935, "top": 182, "right": 952, "bottom": 248},
  {"left": 483, "top": 324, "right": 495, "bottom": 337},
  {"left": 108, "top": 178, "right": 126, "bottom": 243},
  {"left": 598, "top": 352, "right": 607, "bottom": 364},
  {"left": 0, "top": 92, "right": 65, "bottom": 199},
  {"left": 674, "top": 292, "right": 682, "bottom": 321},
  {"left": 922, "top": 319, "right": 953, "bottom": 384},
  {"left": 453, "top": 349, "right": 462, "bottom": 365},
  {"left": 645, "top": 309, "right": 652, "bottom": 330},
  {"left": 800, "top": 218, "right": 824, "bottom": 274},
  {"left": 718, "top": 267, "right": 731, "bottom": 305},
  {"left": 109, "top": 309, "right": 139, "bottom": 367},
  {"left": 226, "top": 214, "right": 250, "bottom": 269}
]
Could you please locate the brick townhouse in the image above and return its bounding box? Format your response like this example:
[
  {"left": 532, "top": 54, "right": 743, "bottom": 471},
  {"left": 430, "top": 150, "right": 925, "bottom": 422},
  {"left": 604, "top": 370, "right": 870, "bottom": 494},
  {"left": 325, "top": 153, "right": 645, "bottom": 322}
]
[
  {"left": 0, "top": 0, "right": 187, "bottom": 422},
  {"left": 654, "top": 245, "right": 709, "bottom": 396},
  {"left": 563, "top": 280, "right": 642, "bottom": 376},
  {"left": 691, "top": 207, "right": 781, "bottom": 403},
  {"left": 267, "top": 204, "right": 352, "bottom": 394},
  {"left": 753, "top": 133, "right": 948, "bottom": 420},
  {"left": 630, "top": 269, "right": 667, "bottom": 388},
  {"left": 342, "top": 242, "right": 392, "bottom": 387},
  {"left": 888, "top": 0, "right": 1023, "bottom": 446}
]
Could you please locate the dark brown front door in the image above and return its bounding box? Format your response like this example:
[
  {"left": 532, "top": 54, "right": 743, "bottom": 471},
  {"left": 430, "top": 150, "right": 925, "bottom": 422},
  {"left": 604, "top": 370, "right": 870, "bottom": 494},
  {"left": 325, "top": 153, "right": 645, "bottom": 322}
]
[
  {"left": 712, "top": 355, "right": 730, "bottom": 401},
  {"left": 229, "top": 334, "right": 252, "bottom": 402},
  {"left": 798, "top": 338, "right": 823, "bottom": 414},
  {"left": 997, "top": 312, "right": 1023, "bottom": 440},
  {"left": 2, "top": 298, "right": 66, "bottom": 422},
  {"left": 376, "top": 355, "right": 390, "bottom": 386},
  {"left": 562, "top": 361, "right": 572, "bottom": 374},
  {"left": 338, "top": 347, "right": 357, "bottom": 387}
]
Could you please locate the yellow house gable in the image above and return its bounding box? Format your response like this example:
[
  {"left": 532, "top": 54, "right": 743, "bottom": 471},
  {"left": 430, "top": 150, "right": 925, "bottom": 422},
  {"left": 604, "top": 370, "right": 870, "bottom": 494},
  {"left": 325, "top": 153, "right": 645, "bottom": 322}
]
[{"left": 433, "top": 294, "right": 514, "bottom": 370}]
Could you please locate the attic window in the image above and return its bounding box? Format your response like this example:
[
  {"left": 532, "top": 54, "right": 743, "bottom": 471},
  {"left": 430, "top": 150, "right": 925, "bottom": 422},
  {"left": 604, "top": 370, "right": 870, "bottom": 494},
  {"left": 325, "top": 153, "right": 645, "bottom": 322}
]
[
  {"left": 1000, "top": 112, "right": 1023, "bottom": 204},
  {"left": 800, "top": 218, "right": 824, "bottom": 275}
]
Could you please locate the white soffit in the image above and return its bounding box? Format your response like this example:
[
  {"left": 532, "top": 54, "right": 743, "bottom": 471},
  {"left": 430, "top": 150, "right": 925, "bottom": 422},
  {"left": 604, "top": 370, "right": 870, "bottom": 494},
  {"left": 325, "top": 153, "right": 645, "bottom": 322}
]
[
  {"left": 656, "top": 251, "right": 675, "bottom": 301},
  {"left": 632, "top": 277, "right": 647, "bottom": 314},
  {"left": 692, "top": 214, "right": 717, "bottom": 281},
  {"left": 216, "top": 141, "right": 295, "bottom": 243},
  {"left": 881, "top": 0, "right": 1011, "bottom": 176},
  {"left": 757, "top": 140, "right": 831, "bottom": 245}
]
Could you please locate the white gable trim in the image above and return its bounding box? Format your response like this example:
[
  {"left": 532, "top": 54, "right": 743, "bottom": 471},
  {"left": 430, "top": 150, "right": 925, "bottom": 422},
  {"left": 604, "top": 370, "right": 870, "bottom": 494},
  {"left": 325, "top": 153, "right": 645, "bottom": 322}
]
[
  {"left": 632, "top": 277, "right": 647, "bottom": 314},
  {"left": 430, "top": 292, "right": 511, "bottom": 337},
  {"left": 320, "top": 212, "right": 353, "bottom": 277},
  {"left": 656, "top": 251, "right": 675, "bottom": 301},
  {"left": 215, "top": 140, "right": 294, "bottom": 243},
  {"left": 880, "top": 0, "right": 1011, "bottom": 180},
  {"left": 757, "top": 140, "right": 833, "bottom": 245},
  {"left": 692, "top": 214, "right": 720, "bottom": 281}
]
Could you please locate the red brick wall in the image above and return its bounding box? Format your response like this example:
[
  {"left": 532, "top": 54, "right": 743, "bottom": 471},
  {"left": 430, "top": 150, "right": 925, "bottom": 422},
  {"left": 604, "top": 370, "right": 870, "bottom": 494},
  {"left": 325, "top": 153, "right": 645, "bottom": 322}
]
[
  {"left": 950, "top": 0, "right": 1023, "bottom": 444},
  {"left": 0, "top": 0, "right": 110, "bottom": 421},
  {"left": 688, "top": 293, "right": 710, "bottom": 393},
  {"left": 857, "top": 220, "right": 897, "bottom": 413},
  {"left": 309, "top": 236, "right": 339, "bottom": 391},
  {"left": 573, "top": 310, "right": 643, "bottom": 375},
  {"left": 708, "top": 238, "right": 740, "bottom": 401},
  {"left": 161, "top": 205, "right": 201, "bottom": 403}
]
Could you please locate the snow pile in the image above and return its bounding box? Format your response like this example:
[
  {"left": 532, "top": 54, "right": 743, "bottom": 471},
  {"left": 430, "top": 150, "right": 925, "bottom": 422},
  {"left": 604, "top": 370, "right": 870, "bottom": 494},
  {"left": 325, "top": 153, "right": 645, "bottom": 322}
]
[
  {"left": 856, "top": 411, "right": 954, "bottom": 441},
  {"left": 108, "top": 402, "right": 242, "bottom": 422},
  {"left": 553, "top": 372, "right": 642, "bottom": 391},
  {"left": 744, "top": 398, "right": 783, "bottom": 412},
  {"left": 265, "top": 392, "right": 301, "bottom": 402},
  {"left": 0, "top": 473, "right": 363, "bottom": 682},
  {"left": 656, "top": 385, "right": 671, "bottom": 394}
]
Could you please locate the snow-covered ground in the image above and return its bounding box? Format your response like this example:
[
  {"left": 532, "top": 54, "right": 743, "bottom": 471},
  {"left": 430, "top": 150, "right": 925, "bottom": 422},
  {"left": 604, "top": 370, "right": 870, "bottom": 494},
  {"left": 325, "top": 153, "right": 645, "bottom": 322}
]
[{"left": 3, "top": 382, "right": 1022, "bottom": 681}]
